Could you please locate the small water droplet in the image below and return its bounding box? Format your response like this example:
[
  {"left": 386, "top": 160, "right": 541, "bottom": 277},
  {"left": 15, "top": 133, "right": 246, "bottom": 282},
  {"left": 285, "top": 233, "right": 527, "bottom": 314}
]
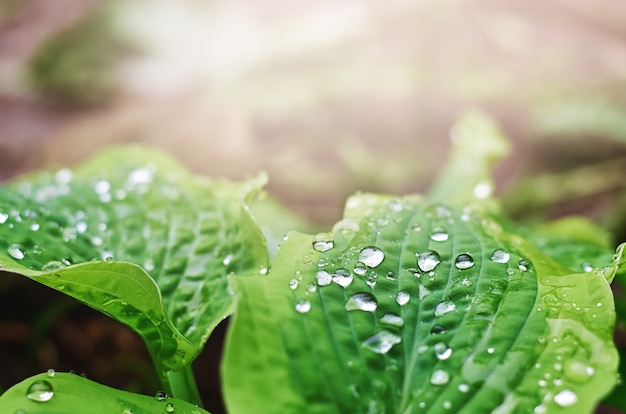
[
  {"left": 317, "top": 270, "right": 332, "bottom": 286},
  {"left": 47, "top": 369, "right": 55, "bottom": 377},
  {"left": 380, "top": 313, "right": 404, "bottom": 327},
  {"left": 490, "top": 249, "right": 510, "bottom": 263},
  {"left": 417, "top": 250, "right": 441, "bottom": 272},
  {"left": 353, "top": 262, "right": 367, "bottom": 275},
  {"left": 418, "top": 284, "right": 431, "bottom": 300},
  {"left": 155, "top": 391, "right": 168, "bottom": 401},
  {"left": 460, "top": 277, "right": 472, "bottom": 287},
  {"left": 430, "top": 369, "right": 450, "bottom": 385},
  {"left": 518, "top": 259, "right": 532, "bottom": 272},
  {"left": 431, "top": 324, "right": 447, "bottom": 335},
  {"left": 30, "top": 223, "right": 40, "bottom": 231},
  {"left": 443, "top": 400, "right": 452, "bottom": 410},
  {"left": 458, "top": 383, "right": 469, "bottom": 393},
  {"left": 165, "top": 402, "right": 175, "bottom": 413},
  {"left": 473, "top": 182, "right": 492, "bottom": 199},
  {"left": 430, "top": 228, "right": 449, "bottom": 242},
  {"left": 362, "top": 330, "right": 401, "bottom": 354},
  {"left": 386, "top": 271, "right": 395, "bottom": 280},
  {"left": 26, "top": 380, "right": 54, "bottom": 402},
  {"left": 0, "top": 212, "right": 8, "bottom": 224},
  {"left": 345, "top": 292, "right": 378, "bottom": 312},
  {"left": 434, "top": 301, "right": 456, "bottom": 317},
  {"left": 122, "top": 409, "right": 134, "bottom": 414},
  {"left": 128, "top": 167, "right": 154, "bottom": 185},
  {"left": 312, "top": 233, "right": 334, "bottom": 252},
  {"left": 359, "top": 246, "right": 385, "bottom": 268},
  {"left": 94, "top": 180, "right": 111, "bottom": 194},
  {"left": 487, "top": 347, "right": 495, "bottom": 354},
  {"left": 455, "top": 254, "right": 474, "bottom": 270},
  {"left": 223, "top": 254, "right": 233, "bottom": 266},
  {"left": 295, "top": 300, "right": 311, "bottom": 313},
  {"left": 395, "top": 291, "right": 410, "bottom": 306},
  {"left": 289, "top": 279, "right": 299, "bottom": 290},
  {"left": 434, "top": 343, "right": 452, "bottom": 360},
  {"left": 553, "top": 390, "right": 578, "bottom": 407},
  {"left": 534, "top": 405, "right": 547, "bottom": 414},
  {"left": 332, "top": 268, "right": 353, "bottom": 287},
  {"left": 365, "top": 274, "right": 377, "bottom": 287},
  {"left": 8, "top": 244, "right": 25, "bottom": 260}
]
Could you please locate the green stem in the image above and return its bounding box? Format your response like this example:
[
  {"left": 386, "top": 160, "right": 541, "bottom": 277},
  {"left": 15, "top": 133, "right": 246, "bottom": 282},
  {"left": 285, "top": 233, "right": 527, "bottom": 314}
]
[{"left": 165, "top": 365, "right": 203, "bottom": 408}]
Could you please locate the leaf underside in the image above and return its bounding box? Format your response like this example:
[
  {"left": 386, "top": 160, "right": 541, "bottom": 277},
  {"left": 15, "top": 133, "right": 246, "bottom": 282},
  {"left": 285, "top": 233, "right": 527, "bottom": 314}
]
[
  {"left": 223, "top": 193, "right": 618, "bottom": 414},
  {"left": 0, "top": 146, "right": 268, "bottom": 373}
]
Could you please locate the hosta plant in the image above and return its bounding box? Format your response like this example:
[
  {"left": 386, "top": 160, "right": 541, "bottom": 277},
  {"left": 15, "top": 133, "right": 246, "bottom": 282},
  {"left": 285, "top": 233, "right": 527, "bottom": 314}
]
[{"left": 0, "top": 112, "right": 624, "bottom": 413}]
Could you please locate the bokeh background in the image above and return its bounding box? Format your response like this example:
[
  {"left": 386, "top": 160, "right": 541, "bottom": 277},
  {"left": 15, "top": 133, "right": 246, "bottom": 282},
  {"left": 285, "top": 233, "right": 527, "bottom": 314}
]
[{"left": 1, "top": 1, "right": 626, "bottom": 413}]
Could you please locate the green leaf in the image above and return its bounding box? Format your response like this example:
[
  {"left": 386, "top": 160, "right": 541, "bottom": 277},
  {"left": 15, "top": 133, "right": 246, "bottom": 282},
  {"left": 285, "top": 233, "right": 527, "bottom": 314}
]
[
  {"left": 0, "top": 146, "right": 268, "bottom": 385},
  {"left": 0, "top": 372, "right": 210, "bottom": 414},
  {"left": 223, "top": 193, "right": 619, "bottom": 413}
]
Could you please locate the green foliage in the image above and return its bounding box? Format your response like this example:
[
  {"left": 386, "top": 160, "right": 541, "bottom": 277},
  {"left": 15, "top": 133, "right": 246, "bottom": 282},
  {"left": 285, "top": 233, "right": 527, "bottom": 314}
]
[{"left": 0, "top": 113, "right": 624, "bottom": 413}]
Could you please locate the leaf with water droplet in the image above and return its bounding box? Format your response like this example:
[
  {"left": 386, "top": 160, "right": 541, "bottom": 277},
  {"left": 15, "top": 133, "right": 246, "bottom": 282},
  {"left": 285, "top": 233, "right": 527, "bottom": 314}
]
[
  {"left": 0, "top": 372, "right": 210, "bottom": 414},
  {"left": 223, "top": 189, "right": 620, "bottom": 414},
  {"left": 0, "top": 146, "right": 269, "bottom": 394}
]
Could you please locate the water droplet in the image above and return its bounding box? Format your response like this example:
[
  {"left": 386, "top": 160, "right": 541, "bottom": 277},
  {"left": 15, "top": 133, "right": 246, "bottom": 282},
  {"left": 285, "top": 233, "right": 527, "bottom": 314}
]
[
  {"left": 345, "top": 292, "right": 378, "bottom": 312},
  {"left": 26, "top": 380, "right": 54, "bottom": 402},
  {"left": 473, "top": 182, "right": 492, "bottom": 199},
  {"left": 430, "top": 228, "right": 449, "bottom": 242},
  {"left": 353, "top": 262, "right": 367, "bottom": 275},
  {"left": 332, "top": 268, "right": 353, "bottom": 287},
  {"left": 94, "top": 180, "right": 110, "bottom": 194},
  {"left": 295, "top": 300, "right": 311, "bottom": 313},
  {"left": 362, "top": 330, "right": 401, "bottom": 354},
  {"left": 155, "top": 391, "right": 168, "bottom": 401},
  {"left": 223, "top": 254, "right": 233, "bottom": 266},
  {"left": 316, "top": 270, "right": 332, "bottom": 286},
  {"left": 490, "top": 249, "right": 510, "bottom": 263},
  {"left": 165, "top": 402, "right": 175, "bottom": 413},
  {"left": 395, "top": 291, "right": 410, "bottom": 306},
  {"left": 443, "top": 400, "right": 452, "bottom": 410},
  {"left": 306, "top": 283, "right": 317, "bottom": 293},
  {"left": 431, "top": 324, "right": 447, "bottom": 335},
  {"left": 455, "top": 254, "right": 474, "bottom": 270},
  {"left": 417, "top": 250, "right": 441, "bottom": 272},
  {"left": 380, "top": 313, "right": 404, "bottom": 327},
  {"left": 122, "top": 409, "right": 134, "bottom": 414},
  {"left": 289, "top": 279, "right": 299, "bottom": 290},
  {"left": 460, "top": 277, "right": 472, "bottom": 287},
  {"left": 458, "top": 383, "right": 469, "bottom": 393},
  {"left": 0, "top": 212, "right": 8, "bottom": 224},
  {"left": 434, "top": 301, "right": 456, "bottom": 317},
  {"left": 365, "top": 274, "right": 377, "bottom": 287},
  {"left": 47, "top": 369, "right": 55, "bottom": 377},
  {"left": 518, "top": 259, "right": 532, "bottom": 272},
  {"left": 553, "top": 390, "right": 578, "bottom": 407},
  {"left": 8, "top": 244, "right": 25, "bottom": 260},
  {"left": 430, "top": 369, "right": 450, "bottom": 385},
  {"left": 434, "top": 343, "right": 452, "bottom": 360},
  {"left": 76, "top": 222, "right": 88, "bottom": 234},
  {"left": 563, "top": 360, "right": 594, "bottom": 383},
  {"left": 312, "top": 233, "right": 334, "bottom": 252},
  {"left": 418, "top": 284, "right": 431, "bottom": 300},
  {"left": 487, "top": 347, "right": 495, "bottom": 354},
  {"left": 359, "top": 246, "right": 385, "bottom": 268},
  {"left": 386, "top": 271, "right": 395, "bottom": 280},
  {"left": 128, "top": 167, "right": 154, "bottom": 185}
]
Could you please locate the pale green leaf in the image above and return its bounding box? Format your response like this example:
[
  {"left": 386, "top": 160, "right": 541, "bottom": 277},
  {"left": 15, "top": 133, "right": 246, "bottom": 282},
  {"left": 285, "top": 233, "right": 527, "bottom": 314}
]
[{"left": 0, "top": 372, "right": 210, "bottom": 414}]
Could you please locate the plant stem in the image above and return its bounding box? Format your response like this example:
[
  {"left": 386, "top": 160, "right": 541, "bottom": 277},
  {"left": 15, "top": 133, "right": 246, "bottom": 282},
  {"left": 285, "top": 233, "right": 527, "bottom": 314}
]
[{"left": 165, "top": 365, "right": 203, "bottom": 408}]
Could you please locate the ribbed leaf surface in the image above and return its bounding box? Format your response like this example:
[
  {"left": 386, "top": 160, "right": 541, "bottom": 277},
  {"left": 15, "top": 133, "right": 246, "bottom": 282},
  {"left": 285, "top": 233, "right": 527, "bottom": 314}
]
[{"left": 223, "top": 193, "right": 618, "bottom": 414}]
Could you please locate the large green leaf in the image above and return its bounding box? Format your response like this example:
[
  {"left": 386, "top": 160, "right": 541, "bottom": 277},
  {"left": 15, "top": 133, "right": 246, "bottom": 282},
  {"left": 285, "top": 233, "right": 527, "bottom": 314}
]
[
  {"left": 0, "top": 146, "right": 268, "bottom": 386},
  {"left": 0, "top": 371, "right": 210, "bottom": 414},
  {"left": 223, "top": 194, "right": 619, "bottom": 413}
]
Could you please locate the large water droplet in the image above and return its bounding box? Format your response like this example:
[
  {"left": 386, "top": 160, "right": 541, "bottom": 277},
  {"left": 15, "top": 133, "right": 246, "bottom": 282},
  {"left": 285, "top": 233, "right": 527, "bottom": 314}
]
[
  {"left": 434, "top": 343, "right": 452, "bottom": 360},
  {"left": 553, "top": 390, "right": 578, "bottom": 407},
  {"left": 490, "top": 249, "right": 510, "bottom": 263},
  {"left": 8, "top": 244, "right": 25, "bottom": 260},
  {"left": 395, "top": 291, "right": 410, "bottom": 306},
  {"left": 417, "top": 250, "right": 441, "bottom": 272},
  {"left": 332, "top": 268, "right": 353, "bottom": 287},
  {"left": 295, "top": 300, "right": 311, "bottom": 313},
  {"left": 455, "top": 254, "right": 474, "bottom": 270},
  {"left": 345, "top": 292, "right": 378, "bottom": 312},
  {"left": 430, "top": 369, "right": 450, "bottom": 385},
  {"left": 430, "top": 227, "right": 449, "bottom": 242},
  {"left": 316, "top": 270, "right": 332, "bottom": 286},
  {"left": 26, "top": 380, "right": 54, "bottom": 402},
  {"left": 380, "top": 313, "right": 404, "bottom": 327},
  {"left": 434, "top": 301, "right": 456, "bottom": 317},
  {"left": 0, "top": 212, "right": 8, "bottom": 224},
  {"left": 312, "top": 233, "right": 334, "bottom": 252},
  {"left": 362, "top": 330, "right": 401, "bottom": 354},
  {"left": 359, "top": 246, "right": 385, "bottom": 268},
  {"left": 41, "top": 260, "right": 65, "bottom": 272}
]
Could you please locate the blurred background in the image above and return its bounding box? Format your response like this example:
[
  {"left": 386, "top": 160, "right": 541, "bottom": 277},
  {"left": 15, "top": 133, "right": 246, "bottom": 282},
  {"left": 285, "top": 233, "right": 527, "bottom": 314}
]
[{"left": 1, "top": 0, "right": 626, "bottom": 413}]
